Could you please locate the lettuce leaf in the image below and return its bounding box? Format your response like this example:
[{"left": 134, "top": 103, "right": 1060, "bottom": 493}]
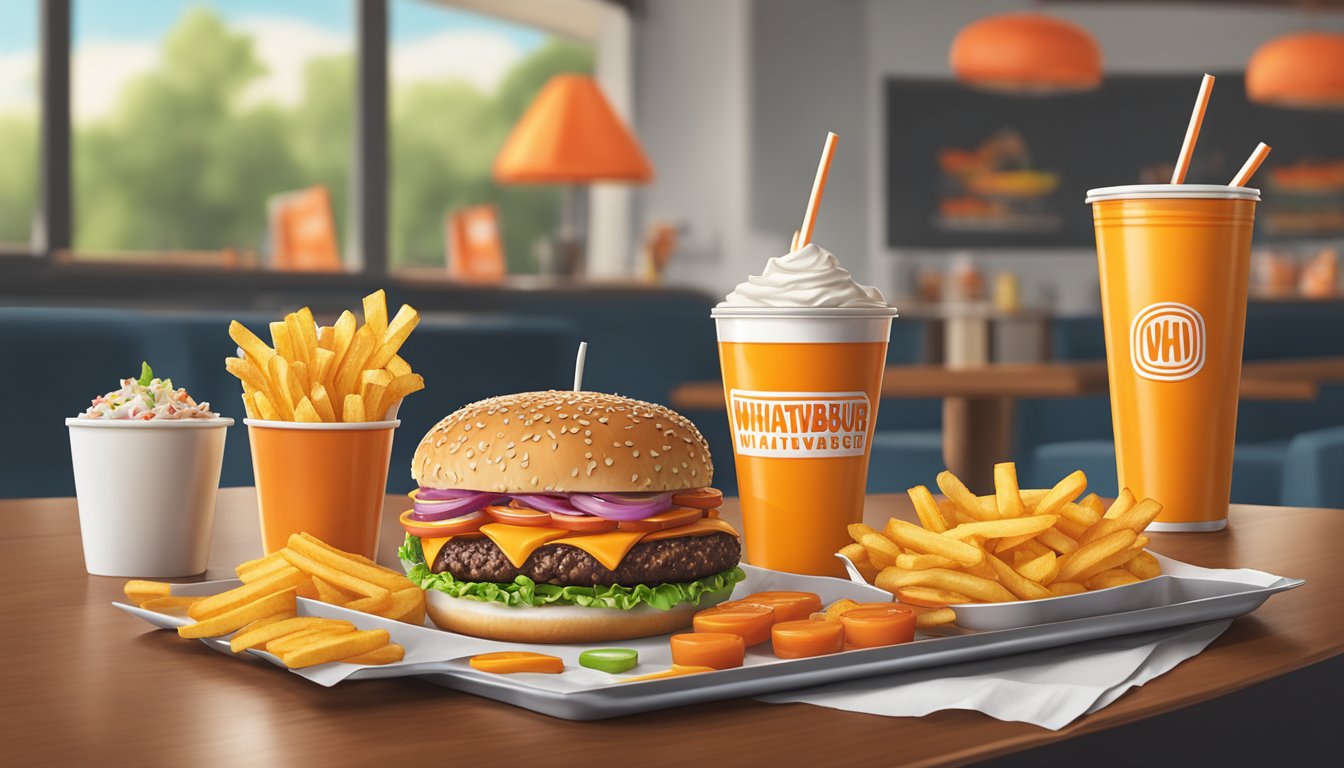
[{"left": 397, "top": 533, "right": 744, "bottom": 611}]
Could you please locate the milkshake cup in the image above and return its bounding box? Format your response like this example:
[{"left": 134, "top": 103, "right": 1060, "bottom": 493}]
[{"left": 713, "top": 244, "right": 897, "bottom": 576}]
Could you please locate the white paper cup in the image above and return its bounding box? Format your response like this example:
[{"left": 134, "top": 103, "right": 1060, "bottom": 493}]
[{"left": 66, "top": 417, "right": 233, "bottom": 577}]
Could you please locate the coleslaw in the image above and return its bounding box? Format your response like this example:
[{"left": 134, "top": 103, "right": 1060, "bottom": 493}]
[{"left": 79, "top": 362, "right": 218, "bottom": 420}]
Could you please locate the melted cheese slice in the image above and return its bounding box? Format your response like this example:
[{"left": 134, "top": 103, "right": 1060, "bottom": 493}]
[
  {"left": 641, "top": 518, "right": 739, "bottom": 541},
  {"left": 549, "top": 530, "right": 648, "bottom": 572},
  {"left": 480, "top": 524, "right": 570, "bottom": 568},
  {"left": 420, "top": 536, "right": 454, "bottom": 566}
]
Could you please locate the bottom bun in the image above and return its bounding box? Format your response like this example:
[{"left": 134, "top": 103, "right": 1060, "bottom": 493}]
[{"left": 425, "top": 589, "right": 734, "bottom": 644}]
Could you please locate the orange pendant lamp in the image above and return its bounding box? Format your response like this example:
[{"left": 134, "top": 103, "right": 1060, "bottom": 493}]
[
  {"left": 1246, "top": 32, "right": 1344, "bottom": 109},
  {"left": 494, "top": 74, "right": 653, "bottom": 183},
  {"left": 950, "top": 12, "right": 1102, "bottom": 93}
]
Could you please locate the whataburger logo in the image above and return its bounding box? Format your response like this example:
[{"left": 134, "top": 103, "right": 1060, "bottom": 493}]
[
  {"left": 729, "top": 389, "right": 870, "bottom": 458},
  {"left": 1130, "top": 302, "right": 1205, "bottom": 382}
]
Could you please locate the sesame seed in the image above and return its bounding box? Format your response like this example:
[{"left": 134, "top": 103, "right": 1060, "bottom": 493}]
[
  {"left": 532, "top": 435, "right": 541, "bottom": 442},
  {"left": 476, "top": 422, "right": 486, "bottom": 429},
  {"left": 672, "top": 467, "right": 680, "bottom": 474},
  {"left": 624, "top": 440, "right": 634, "bottom": 447},
  {"left": 654, "top": 464, "right": 662, "bottom": 471},
  {"left": 633, "top": 450, "right": 640, "bottom": 457},
  {"left": 587, "top": 461, "right": 597, "bottom": 475},
  {"left": 547, "top": 430, "right": 556, "bottom": 440},
  {"left": 531, "top": 477, "right": 539, "bottom": 486},
  {"left": 650, "top": 449, "right": 660, "bottom": 457},
  {"left": 465, "top": 449, "right": 474, "bottom": 458},
  {"left": 552, "top": 444, "right": 558, "bottom": 451},
  {"left": 604, "top": 457, "right": 614, "bottom": 466},
  {"left": 584, "top": 438, "right": 592, "bottom": 445},
  {"left": 571, "top": 468, "right": 579, "bottom": 477},
  {"left": 631, "top": 474, "right": 638, "bottom": 483},
  {"left": 464, "top": 424, "right": 472, "bottom": 431},
  {"left": 598, "top": 417, "right": 609, "bottom": 424},
  {"left": 468, "top": 461, "right": 477, "bottom": 470}
]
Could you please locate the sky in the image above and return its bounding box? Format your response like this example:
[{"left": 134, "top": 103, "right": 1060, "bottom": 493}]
[{"left": 0, "top": 0, "right": 554, "bottom": 119}]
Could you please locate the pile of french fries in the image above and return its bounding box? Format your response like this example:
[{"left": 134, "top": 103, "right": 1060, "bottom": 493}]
[
  {"left": 841, "top": 463, "right": 1163, "bottom": 619},
  {"left": 124, "top": 532, "right": 425, "bottom": 669},
  {"left": 226, "top": 289, "right": 424, "bottom": 422}
]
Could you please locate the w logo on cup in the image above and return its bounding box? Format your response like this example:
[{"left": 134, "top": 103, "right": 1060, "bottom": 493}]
[
  {"left": 728, "top": 390, "right": 870, "bottom": 458},
  {"left": 1130, "top": 302, "right": 1206, "bottom": 382}
]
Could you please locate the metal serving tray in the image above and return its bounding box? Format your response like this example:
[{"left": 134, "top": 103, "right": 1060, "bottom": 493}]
[{"left": 115, "top": 556, "right": 1300, "bottom": 720}]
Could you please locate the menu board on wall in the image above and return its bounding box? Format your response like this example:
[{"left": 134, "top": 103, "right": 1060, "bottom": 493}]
[{"left": 885, "top": 74, "right": 1344, "bottom": 248}]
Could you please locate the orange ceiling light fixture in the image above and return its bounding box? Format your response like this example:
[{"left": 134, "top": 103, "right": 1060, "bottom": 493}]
[
  {"left": 950, "top": 12, "right": 1102, "bottom": 93},
  {"left": 494, "top": 74, "right": 653, "bottom": 183},
  {"left": 1246, "top": 32, "right": 1344, "bottom": 109}
]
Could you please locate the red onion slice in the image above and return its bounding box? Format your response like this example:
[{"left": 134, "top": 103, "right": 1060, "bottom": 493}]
[
  {"left": 569, "top": 493, "right": 673, "bottom": 521},
  {"left": 512, "top": 493, "right": 584, "bottom": 516},
  {"left": 415, "top": 487, "right": 485, "bottom": 501},
  {"left": 592, "top": 492, "right": 675, "bottom": 505},
  {"left": 411, "top": 492, "right": 504, "bottom": 521}
]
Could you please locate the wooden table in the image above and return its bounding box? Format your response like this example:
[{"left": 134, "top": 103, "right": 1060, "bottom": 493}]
[
  {"left": 5, "top": 488, "right": 1338, "bottom": 766},
  {"left": 671, "top": 359, "right": 1329, "bottom": 492}
]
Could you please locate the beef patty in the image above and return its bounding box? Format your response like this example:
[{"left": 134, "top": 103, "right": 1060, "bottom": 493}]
[{"left": 428, "top": 532, "right": 740, "bottom": 587}]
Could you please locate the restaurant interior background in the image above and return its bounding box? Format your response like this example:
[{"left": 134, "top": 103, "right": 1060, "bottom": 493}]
[{"left": 4, "top": 0, "right": 1344, "bottom": 510}]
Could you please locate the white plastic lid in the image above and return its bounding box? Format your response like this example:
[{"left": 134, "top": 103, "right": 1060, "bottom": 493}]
[{"left": 1085, "top": 184, "right": 1261, "bottom": 204}]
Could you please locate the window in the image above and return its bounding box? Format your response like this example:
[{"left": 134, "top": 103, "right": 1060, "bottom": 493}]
[
  {"left": 0, "top": 1, "right": 39, "bottom": 248},
  {"left": 70, "top": 1, "right": 354, "bottom": 267},
  {"left": 389, "top": 0, "right": 595, "bottom": 274}
]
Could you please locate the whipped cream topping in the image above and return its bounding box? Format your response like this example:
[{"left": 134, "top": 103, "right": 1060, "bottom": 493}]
[{"left": 719, "top": 243, "right": 888, "bottom": 309}]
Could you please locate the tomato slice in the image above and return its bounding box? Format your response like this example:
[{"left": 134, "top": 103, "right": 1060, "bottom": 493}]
[
  {"left": 839, "top": 605, "right": 916, "bottom": 649},
  {"left": 483, "top": 505, "right": 552, "bottom": 527},
  {"left": 737, "top": 591, "right": 823, "bottom": 623},
  {"left": 693, "top": 603, "right": 775, "bottom": 645},
  {"left": 670, "top": 632, "right": 745, "bottom": 670},
  {"left": 469, "top": 651, "right": 564, "bottom": 674},
  {"left": 399, "top": 509, "right": 487, "bottom": 538},
  {"left": 548, "top": 512, "right": 619, "bottom": 533},
  {"left": 617, "top": 506, "right": 702, "bottom": 532},
  {"left": 771, "top": 620, "right": 845, "bottom": 659},
  {"left": 703, "top": 508, "right": 721, "bottom": 519},
  {"left": 671, "top": 487, "right": 723, "bottom": 509}
]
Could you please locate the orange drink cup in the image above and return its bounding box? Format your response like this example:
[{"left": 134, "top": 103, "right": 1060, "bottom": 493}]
[
  {"left": 1088, "top": 184, "right": 1259, "bottom": 531},
  {"left": 712, "top": 307, "right": 896, "bottom": 575},
  {"left": 246, "top": 418, "right": 399, "bottom": 557}
]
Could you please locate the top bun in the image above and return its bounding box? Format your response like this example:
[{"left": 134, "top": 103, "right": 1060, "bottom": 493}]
[{"left": 412, "top": 390, "right": 713, "bottom": 493}]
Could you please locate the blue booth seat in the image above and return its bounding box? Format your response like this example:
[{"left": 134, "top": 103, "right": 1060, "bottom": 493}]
[{"left": 1281, "top": 425, "right": 1344, "bottom": 509}]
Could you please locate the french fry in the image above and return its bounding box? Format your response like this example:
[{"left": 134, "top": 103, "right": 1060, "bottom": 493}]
[
  {"left": 235, "top": 614, "right": 288, "bottom": 636},
  {"left": 1015, "top": 550, "right": 1058, "bottom": 585},
  {"left": 896, "top": 552, "right": 960, "bottom": 570},
  {"left": 1104, "top": 488, "right": 1136, "bottom": 519},
  {"left": 1033, "top": 470, "right": 1087, "bottom": 517},
  {"left": 937, "top": 470, "right": 997, "bottom": 521},
  {"left": 328, "top": 310, "right": 357, "bottom": 378},
  {"left": 311, "top": 575, "right": 357, "bottom": 605},
  {"left": 304, "top": 383, "right": 335, "bottom": 423},
  {"left": 188, "top": 566, "right": 308, "bottom": 620},
  {"left": 314, "top": 347, "right": 335, "bottom": 389},
  {"left": 366, "top": 304, "right": 420, "bottom": 369},
  {"left": 280, "top": 361, "right": 305, "bottom": 410},
  {"left": 1058, "top": 502, "right": 1101, "bottom": 528},
  {"left": 985, "top": 553, "right": 1054, "bottom": 600},
  {"left": 380, "top": 587, "right": 427, "bottom": 621},
  {"left": 295, "top": 577, "right": 319, "bottom": 600},
  {"left": 334, "top": 326, "right": 376, "bottom": 401},
  {"left": 994, "top": 462, "right": 1025, "bottom": 518},
  {"left": 238, "top": 556, "right": 290, "bottom": 583},
  {"left": 285, "top": 311, "right": 313, "bottom": 369},
  {"left": 1019, "top": 489, "right": 1049, "bottom": 511},
  {"left": 270, "top": 321, "right": 294, "bottom": 363},
  {"left": 138, "top": 596, "right": 202, "bottom": 615},
  {"left": 361, "top": 369, "right": 391, "bottom": 422},
  {"left": 855, "top": 530, "right": 902, "bottom": 565},
  {"left": 241, "top": 391, "right": 259, "bottom": 419},
  {"left": 229, "top": 320, "right": 276, "bottom": 368},
  {"left": 236, "top": 551, "right": 285, "bottom": 580},
  {"left": 1071, "top": 540, "right": 1148, "bottom": 584},
  {"left": 1053, "top": 515, "right": 1089, "bottom": 541},
  {"left": 943, "top": 514, "right": 1059, "bottom": 542},
  {"left": 343, "top": 644, "right": 405, "bottom": 666},
  {"left": 178, "top": 588, "right": 296, "bottom": 639},
  {"left": 1125, "top": 551, "right": 1162, "bottom": 580},
  {"left": 287, "top": 533, "right": 413, "bottom": 593},
  {"left": 1078, "top": 498, "right": 1163, "bottom": 546},
  {"left": 1048, "top": 581, "right": 1087, "bottom": 596},
  {"left": 265, "top": 356, "right": 296, "bottom": 420},
  {"left": 387, "top": 355, "right": 412, "bottom": 377},
  {"left": 907, "top": 485, "right": 949, "bottom": 533},
  {"left": 279, "top": 548, "right": 390, "bottom": 600},
  {"left": 342, "top": 394, "right": 366, "bottom": 423},
  {"left": 1037, "top": 527, "right": 1079, "bottom": 554},
  {"left": 297, "top": 531, "right": 399, "bottom": 573},
  {"left": 378, "top": 373, "right": 425, "bottom": 420},
  {"left": 896, "top": 586, "right": 973, "bottom": 606},
  {"left": 296, "top": 307, "right": 319, "bottom": 367},
  {"left": 253, "top": 390, "right": 280, "bottom": 420},
  {"left": 1056, "top": 529, "right": 1138, "bottom": 583},
  {"left": 823, "top": 599, "right": 861, "bottom": 621},
  {"left": 882, "top": 518, "right": 984, "bottom": 566},
  {"left": 267, "top": 625, "right": 355, "bottom": 655},
  {"left": 230, "top": 617, "right": 351, "bottom": 654},
  {"left": 282, "top": 629, "right": 391, "bottom": 669},
  {"left": 1085, "top": 569, "right": 1142, "bottom": 590},
  {"left": 877, "top": 567, "right": 1017, "bottom": 603},
  {"left": 290, "top": 360, "right": 311, "bottom": 396},
  {"left": 317, "top": 325, "right": 335, "bottom": 351},
  {"left": 914, "top": 607, "right": 957, "bottom": 628},
  {"left": 225, "top": 357, "right": 271, "bottom": 400},
  {"left": 838, "top": 543, "right": 869, "bottom": 565},
  {"left": 363, "top": 290, "right": 388, "bottom": 339},
  {"left": 1079, "top": 493, "right": 1107, "bottom": 519},
  {"left": 124, "top": 579, "right": 171, "bottom": 605},
  {"left": 294, "top": 397, "right": 323, "bottom": 423}
]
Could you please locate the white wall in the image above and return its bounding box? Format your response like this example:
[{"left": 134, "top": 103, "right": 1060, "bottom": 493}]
[{"left": 633, "top": 1, "right": 1344, "bottom": 313}]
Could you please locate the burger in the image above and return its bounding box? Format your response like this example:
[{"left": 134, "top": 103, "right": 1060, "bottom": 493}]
[{"left": 397, "top": 390, "right": 743, "bottom": 643}]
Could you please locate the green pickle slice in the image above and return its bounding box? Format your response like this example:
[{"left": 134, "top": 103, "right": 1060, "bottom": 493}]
[{"left": 580, "top": 648, "right": 639, "bottom": 674}]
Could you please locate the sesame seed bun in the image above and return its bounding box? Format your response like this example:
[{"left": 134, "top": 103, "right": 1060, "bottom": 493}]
[{"left": 412, "top": 390, "right": 714, "bottom": 493}]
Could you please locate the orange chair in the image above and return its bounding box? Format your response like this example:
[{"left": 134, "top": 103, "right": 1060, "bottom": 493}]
[
  {"left": 446, "top": 205, "right": 506, "bottom": 282},
  {"left": 268, "top": 185, "right": 342, "bottom": 272}
]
